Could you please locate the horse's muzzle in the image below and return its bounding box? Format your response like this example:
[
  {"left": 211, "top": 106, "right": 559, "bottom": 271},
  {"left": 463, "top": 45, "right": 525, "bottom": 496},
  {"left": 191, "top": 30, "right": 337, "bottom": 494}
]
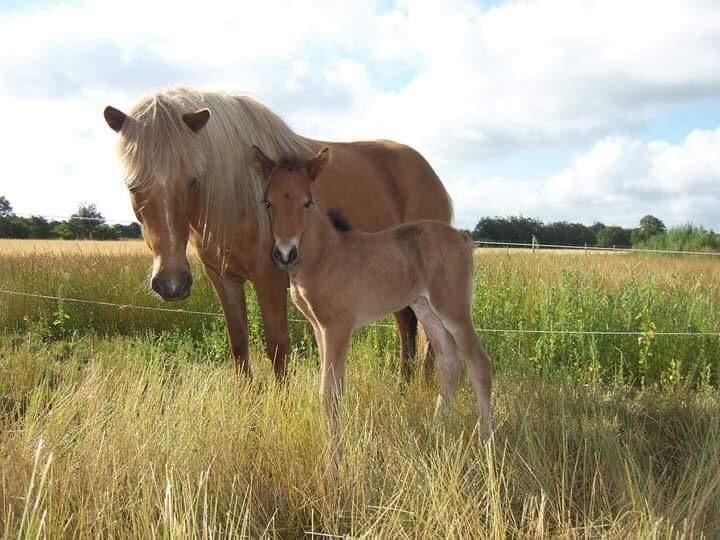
[
  {"left": 151, "top": 270, "right": 193, "bottom": 301},
  {"left": 272, "top": 245, "right": 298, "bottom": 269}
]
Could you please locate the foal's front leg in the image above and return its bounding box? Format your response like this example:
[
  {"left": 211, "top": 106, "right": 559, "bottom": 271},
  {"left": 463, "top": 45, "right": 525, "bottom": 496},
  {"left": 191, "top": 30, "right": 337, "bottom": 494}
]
[
  {"left": 319, "top": 324, "right": 352, "bottom": 457},
  {"left": 290, "top": 287, "right": 324, "bottom": 369}
]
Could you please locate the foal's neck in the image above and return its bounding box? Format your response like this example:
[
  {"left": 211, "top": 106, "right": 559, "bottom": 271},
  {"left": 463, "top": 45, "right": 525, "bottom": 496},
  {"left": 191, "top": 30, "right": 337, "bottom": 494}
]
[{"left": 295, "top": 207, "right": 344, "bottom": 272}]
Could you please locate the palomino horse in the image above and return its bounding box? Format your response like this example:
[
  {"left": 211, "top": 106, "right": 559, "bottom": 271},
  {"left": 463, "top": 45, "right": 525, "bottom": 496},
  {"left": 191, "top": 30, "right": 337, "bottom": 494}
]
[
  {"left": 103, "top": 87, "right": 452, "bottom": 379},
  {"left": 252, "top": 145, "right": 493, "bottom": 448}
]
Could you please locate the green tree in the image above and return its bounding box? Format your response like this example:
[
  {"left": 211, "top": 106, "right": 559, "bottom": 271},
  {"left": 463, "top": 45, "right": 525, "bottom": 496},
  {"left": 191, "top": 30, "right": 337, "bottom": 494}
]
[
  {"left": 112, "top": 222, "right": 142, "bottom": 239},
  {"left": 473, "top": 216, "right": 543, "bottom": 243},
  {"left": 632, "top": 215, "right": 667, "bottom": 245},
  {"left": 597, "top": 226, "right": 632, "bottom": 248},
  {"left": 68, "top": 203, "right": 105, "bottom": 239},
  {"left": 640, "top": 215, "right": 666, "bottom": 237},
  {"left": 52, "top": 222, "right": 77, "bottom": 240},
  {"left": 0, "top": 195, "right": 12, "bottom": 217},
  {"left": 25, "top": 216, "right": 54, "bottom": 239},
  {"left": 91, "top": 224, "right": 119, "bottom": 240}
]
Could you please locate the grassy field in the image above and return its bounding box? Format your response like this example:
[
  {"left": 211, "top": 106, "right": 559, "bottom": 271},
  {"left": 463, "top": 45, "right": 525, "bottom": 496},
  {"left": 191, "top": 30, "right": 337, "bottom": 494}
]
[{"left": 1, "top": 239, "right": 720, "bottom": 537}]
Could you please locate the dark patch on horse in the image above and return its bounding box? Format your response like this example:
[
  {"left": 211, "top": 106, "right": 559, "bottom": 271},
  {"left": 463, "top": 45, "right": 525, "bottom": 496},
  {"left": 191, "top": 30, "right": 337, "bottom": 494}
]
[{"left": 327, "top": 209, "right": 353, "bottom": 232}]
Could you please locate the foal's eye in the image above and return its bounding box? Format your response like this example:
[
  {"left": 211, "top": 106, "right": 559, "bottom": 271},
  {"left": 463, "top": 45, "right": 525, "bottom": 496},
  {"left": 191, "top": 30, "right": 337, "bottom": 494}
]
[
  {"left": 262, "top": 199, "right": 271, "bottom": 209},
  {"left": 304, "top": 200, "right": 314, "bottom": 209}
]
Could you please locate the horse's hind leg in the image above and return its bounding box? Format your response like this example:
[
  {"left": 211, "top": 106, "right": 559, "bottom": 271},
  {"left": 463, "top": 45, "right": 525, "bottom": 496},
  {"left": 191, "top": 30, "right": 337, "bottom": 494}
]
[
  {"left": 394, "top": 307, "right": 417, "bottom": 381},
  {"left": 411, "top": 298, "right": 462, "bottom": 421}
]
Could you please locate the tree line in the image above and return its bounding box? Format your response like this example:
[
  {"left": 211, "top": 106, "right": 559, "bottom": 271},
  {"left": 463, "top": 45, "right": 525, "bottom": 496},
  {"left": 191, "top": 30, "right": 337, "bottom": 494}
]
[
  {"left": 3, "top": 194, "right": 719, "bottom": 251},
  {"left": 0, "top": 196, "right": 141, "bottom": 240},
  {"left": 472, "top": 214, "right": 720, "bottom": 251}
]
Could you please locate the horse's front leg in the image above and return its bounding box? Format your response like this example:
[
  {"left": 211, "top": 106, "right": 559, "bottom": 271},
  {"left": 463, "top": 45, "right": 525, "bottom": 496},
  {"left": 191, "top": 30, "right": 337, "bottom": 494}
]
[
  {"left": 253, "top": 271, "right": 290, "bottom": 380},
  {"left": 205, "top": 266, "right": 251, "bottom": 377}
]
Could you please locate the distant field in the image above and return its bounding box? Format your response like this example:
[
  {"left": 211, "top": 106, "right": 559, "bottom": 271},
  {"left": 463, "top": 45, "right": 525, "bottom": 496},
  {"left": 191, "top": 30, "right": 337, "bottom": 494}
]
[
  {"left": 0, "top": 238, "right": 618, "bottom": 256},
  {"left": 0, "top": 238, "right": 148, "bottom": 255},
  {"left": 1, "top": 239, "right": 719, "bottom": 536}
]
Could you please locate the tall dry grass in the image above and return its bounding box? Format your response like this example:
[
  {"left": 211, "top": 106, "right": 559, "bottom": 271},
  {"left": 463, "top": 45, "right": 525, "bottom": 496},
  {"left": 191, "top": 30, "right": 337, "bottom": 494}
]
[
  {"left": 1, "top": 241, "right": 720, "bottom": 536},
  {"left": 1, "top": 334, "right": 719, "bottom": 537}
]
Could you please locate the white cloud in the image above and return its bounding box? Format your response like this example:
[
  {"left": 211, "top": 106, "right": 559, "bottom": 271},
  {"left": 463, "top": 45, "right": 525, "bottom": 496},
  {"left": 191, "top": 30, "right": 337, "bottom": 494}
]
[
  {"left": 1, "top": 0, "right": 720, "bottom": 230},
  {"left": 451, "top": 128, "right": 720, "bottom": 230}
]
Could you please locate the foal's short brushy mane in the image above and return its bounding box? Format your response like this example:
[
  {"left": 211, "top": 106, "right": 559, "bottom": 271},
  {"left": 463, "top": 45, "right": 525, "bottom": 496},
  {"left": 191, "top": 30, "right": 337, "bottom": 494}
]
[
  {"left": 327, "top": 209, "right": 353, "bottom": 232},
  {"left": 115, "top": 86, "right": 313, "bottom": 257}
]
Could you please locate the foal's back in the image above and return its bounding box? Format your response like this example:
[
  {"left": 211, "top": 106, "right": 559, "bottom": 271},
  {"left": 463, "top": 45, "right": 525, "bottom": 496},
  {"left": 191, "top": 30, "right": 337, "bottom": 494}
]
[
  {"left": 332, "top": 219, "right": 475, "bottom": 324},
  {"left": 363, "top": 220, "right": 473, "bottom": 284}
]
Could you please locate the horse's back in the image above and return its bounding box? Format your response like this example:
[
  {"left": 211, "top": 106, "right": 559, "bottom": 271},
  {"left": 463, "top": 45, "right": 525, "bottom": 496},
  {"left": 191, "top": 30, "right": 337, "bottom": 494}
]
[
  {"left": 347, "top": 140, "right": 453, "bottom": 223},
  {"left": 312, "top": 139, "right": 453, "bottom": 232}
]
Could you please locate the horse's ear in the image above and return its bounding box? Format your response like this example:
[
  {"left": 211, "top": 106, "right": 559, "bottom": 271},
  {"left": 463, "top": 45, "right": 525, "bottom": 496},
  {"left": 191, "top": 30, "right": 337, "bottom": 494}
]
[
  {"left": 104, "top": 106, "right": 128, "bottom": 133},
  {"left": 306, "top": 147, "right": 331, "bottom": 181},
  {"left": 250, "top": 145, "right": 276, "bottom": 180},
  {"left": 182, "top": 108, "right": 211, "bottom": 133}
]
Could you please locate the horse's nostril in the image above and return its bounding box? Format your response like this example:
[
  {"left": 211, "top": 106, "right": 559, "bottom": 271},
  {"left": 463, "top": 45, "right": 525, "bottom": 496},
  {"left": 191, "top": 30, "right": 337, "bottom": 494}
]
[
  {"left": 287, "top": 246, "right": 298, "bottom": 264},
  {"left": 151, "top": 276, "right": 164, "bottom": 296},
  {"left": 272, "top": 246, "right": 283, "bottom": 264}
]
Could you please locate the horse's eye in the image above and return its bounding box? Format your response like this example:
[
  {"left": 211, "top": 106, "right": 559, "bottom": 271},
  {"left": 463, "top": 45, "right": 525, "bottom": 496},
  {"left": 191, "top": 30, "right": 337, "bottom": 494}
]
[
  {"left": 304, "top": 200, "right": 314, "bottom": 209},
  {"left": 262, "top": 199, "right": 271, "bottom": 209},
  {"left": 189, "top": 178, "right": 199, "bottom": 189}
]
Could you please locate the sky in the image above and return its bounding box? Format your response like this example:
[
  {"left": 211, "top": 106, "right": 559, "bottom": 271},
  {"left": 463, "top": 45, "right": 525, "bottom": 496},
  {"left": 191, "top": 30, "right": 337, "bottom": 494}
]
[{"left": 1, "top": 0, "right": 719, "bottom": 231}]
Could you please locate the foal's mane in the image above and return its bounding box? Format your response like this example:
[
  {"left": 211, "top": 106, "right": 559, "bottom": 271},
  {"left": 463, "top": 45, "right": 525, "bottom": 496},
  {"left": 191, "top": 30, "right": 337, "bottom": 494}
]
[
  {"left": 327, "top": 209, "right": 352, "bottom": 233},
  {"left": 115, "top": 86, "right": 313, "bottom": 255}
]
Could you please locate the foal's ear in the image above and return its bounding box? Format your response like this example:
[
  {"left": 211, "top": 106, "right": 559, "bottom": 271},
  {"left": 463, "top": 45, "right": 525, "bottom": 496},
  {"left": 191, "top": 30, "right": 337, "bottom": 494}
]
[
  {"left": 306, "top": 147, "right": 331, "bottom": 181},
  {"left": 250, "top": 145, "right": 276, "bottom": 180},
  {"left": 104, "top": 106, "right": 128, "bottom": 133},
  {"left": 182, "top": 108, "right": 211, "bottom": 133}
]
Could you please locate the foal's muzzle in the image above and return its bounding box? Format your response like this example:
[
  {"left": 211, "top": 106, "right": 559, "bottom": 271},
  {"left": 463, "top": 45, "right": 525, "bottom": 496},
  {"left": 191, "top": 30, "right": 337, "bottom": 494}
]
[
  {"left": 272, "top": 244, "right": 298, "bottom": 269},
  {"left": 151, "top": 269, "right": 193, "bottom": 301}
]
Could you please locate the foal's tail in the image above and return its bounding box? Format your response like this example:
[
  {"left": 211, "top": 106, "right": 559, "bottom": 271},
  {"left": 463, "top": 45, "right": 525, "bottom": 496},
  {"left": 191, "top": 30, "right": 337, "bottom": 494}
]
[
  {"left": 461, "top": 230, "right": 474, "bottom": 245},
  {"left": 457, "top": 229, "right": 476, "bottom": 305}
]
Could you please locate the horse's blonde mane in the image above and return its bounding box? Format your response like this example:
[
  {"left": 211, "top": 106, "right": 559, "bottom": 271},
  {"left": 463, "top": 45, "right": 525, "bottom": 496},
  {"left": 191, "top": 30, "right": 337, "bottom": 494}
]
[{"left": 115, "top": 86, "right": 313, "bottom": 257}]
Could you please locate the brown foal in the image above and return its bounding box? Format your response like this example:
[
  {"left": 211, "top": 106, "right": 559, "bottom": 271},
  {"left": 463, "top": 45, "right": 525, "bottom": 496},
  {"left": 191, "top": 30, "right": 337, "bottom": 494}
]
[{"left": 252, "top": 145, "right": 493, "bottom": 448}]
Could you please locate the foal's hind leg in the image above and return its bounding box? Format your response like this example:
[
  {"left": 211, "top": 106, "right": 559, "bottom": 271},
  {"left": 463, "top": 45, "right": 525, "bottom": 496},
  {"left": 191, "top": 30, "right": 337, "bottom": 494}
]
[
  {"left": 411, "top": 299, "right": 462, "bottom": 421},
  {"left": 437, "top": 311, "right": 493, "bottom": 439}
]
